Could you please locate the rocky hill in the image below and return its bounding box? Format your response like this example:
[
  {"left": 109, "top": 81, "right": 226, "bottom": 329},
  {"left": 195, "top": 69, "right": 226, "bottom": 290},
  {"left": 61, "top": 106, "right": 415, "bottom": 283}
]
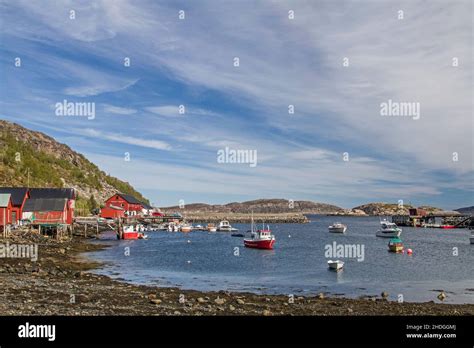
[
  {"left": 161, "top": 199, "right": 344, "bottom": 214},
  {"left": 344, "top": 203, "right": 443, "bottom": 216},
  {"left": 0, "top": 120, "right": 148, "bottom": 210},
  {"left": 455, "top": 206, "right": 474, "bottom": 215}
]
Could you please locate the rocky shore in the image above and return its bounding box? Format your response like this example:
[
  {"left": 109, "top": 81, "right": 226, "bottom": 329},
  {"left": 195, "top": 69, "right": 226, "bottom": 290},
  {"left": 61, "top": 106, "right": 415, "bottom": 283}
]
[{"left": 0, "top": 231, "right": 473, "bottom": 316}]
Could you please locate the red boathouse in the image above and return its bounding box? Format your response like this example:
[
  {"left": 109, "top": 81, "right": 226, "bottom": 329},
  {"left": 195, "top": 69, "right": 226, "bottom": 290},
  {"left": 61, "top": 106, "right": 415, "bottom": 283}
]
[
  {"left": 102, "top": 193, "right": 144, "bottom": 217},
  {"left": 0, "top": 188, "right": 29, "bottom": 224}
]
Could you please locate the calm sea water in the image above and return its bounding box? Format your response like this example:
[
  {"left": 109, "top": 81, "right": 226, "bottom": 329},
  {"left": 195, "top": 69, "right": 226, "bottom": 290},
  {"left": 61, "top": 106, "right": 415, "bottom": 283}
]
[{"left": 85, "top": 215, "right": 474, "bottom": 304}]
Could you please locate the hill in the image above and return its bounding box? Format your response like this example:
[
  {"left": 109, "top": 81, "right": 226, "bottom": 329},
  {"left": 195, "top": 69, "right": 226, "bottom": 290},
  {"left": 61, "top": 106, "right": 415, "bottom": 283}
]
[
  {"left": 455, "top": 206, "right": 474, "bottom": 215},
  {"left": 0, "top": 120, "right": 148, "bottom": 212},
  {"left": 161, "top": 199, "right": 344, "bottom": 214}
]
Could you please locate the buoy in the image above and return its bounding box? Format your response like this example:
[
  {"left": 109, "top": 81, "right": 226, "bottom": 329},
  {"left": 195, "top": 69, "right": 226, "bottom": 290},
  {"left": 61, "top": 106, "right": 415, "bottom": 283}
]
[
  {"left": 288, "top": 234, "right": 291, "bottom": 238},
  {"left": 187, "top": 240, "right": 191, "bottom": 243},
  {"left": 407, "top": 248, "right": 413, "bottom": 255},
  {"left": 187, "top": 260, "right": 191, "bottom": 264}
]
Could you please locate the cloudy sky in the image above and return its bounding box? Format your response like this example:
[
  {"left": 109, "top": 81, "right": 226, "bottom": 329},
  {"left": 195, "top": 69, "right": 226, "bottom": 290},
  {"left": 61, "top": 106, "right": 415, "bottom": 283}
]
[{"left": 0, "top": 0, "right": 472, "bottom": 209}]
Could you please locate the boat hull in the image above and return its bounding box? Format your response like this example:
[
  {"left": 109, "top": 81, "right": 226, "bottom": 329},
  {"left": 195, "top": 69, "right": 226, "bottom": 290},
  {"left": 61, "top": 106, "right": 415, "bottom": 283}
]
[
  {"left": 388, "top": 245, "right": 404, "bottom": 252},
  {"left": 470, "top": 236, "right": 474, "bottom": 244},
  {"left": 328, "top": 261, "right": 344, "bottom": 270},
  {"left": 244, "top": 239, "right": 275, "bottom": 250},
  {"left": 329, "top": 226, "right": 347, "bottom": 233},
  {"left": 376, "top": 230, "right": 401, "bottom": 238},
  {"left": 123, "top": 232, "right": 139, "bottom": 240}
]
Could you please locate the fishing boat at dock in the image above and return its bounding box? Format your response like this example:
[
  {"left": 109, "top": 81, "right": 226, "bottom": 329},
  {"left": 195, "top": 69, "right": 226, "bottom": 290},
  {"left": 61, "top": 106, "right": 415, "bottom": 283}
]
[
  {"left": 244, "top": 215, "right": 275, "bottom": 250},
  {"left": 121, "top": 224, "right": 147, "bottom": 240},
  {"left": 207, "top": 223, "right": 217, "bottom": 232}
]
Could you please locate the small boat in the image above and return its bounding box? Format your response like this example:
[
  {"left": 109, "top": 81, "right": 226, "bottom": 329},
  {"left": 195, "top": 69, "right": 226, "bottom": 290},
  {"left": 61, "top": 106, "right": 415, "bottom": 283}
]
[
  {"left": 138, "top": 232, "right": 148, "bottom": 239},
  {"left": 328, "top": 222, "right": 347, "bottom": 233},
  {"left": 376, "top": 219, "right": 402, "bottom": 238},
  {"left": 231, "top": 233, "right": 244, "bottom": 237},
  {"left": 388, "top": 237, "right": 404, "bottom": 252},
  {"left": 470, "top": 233, "right": 474, "bottom": 244},
  {"left": 122, "top": 225, "right": 138, "bottom": 240},
  {"left": 207, "top": 223, "right": 217, "bottom": 232},
  {"left": 218, "top": 220, "right": 233, "bottom": 232},
  {"left": 194, "top": 224, "right": 204, "bottom": 231},
  {"left": 327, "top": 260, "right": 344, "bottom": 271},
  {"left": 180, "top": 224, "right": 192, "bottom": 233},
  {"left": 244, "top": 215, "right": 275, "bottom": 250}
]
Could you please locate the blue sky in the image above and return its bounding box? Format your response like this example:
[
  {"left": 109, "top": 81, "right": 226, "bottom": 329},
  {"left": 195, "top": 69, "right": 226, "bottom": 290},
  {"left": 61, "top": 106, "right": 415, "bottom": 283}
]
[{"left": 0, "top": 0, "right": 472, "bottom": 209}]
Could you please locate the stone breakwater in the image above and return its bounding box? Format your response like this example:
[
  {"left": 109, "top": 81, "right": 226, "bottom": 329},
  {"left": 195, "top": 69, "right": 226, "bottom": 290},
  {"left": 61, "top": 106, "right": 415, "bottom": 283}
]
[{"left": 184, "top": 213, "right": 310, "bottom": 224}]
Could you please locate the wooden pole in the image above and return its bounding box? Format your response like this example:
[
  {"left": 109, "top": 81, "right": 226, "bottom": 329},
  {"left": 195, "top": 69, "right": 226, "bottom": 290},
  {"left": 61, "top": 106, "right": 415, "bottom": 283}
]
[
  {"left": 84, "top": 223, "right": 87, "bottom": 238},
  {"left": 96, "top": 222, "right": 99, "bottom": 239}
]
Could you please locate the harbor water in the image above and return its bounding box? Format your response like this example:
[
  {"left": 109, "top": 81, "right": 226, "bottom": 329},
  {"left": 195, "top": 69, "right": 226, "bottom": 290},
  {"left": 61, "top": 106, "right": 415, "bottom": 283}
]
[{"left": 85, "top": 215, "right": 474, "bottom": 304}]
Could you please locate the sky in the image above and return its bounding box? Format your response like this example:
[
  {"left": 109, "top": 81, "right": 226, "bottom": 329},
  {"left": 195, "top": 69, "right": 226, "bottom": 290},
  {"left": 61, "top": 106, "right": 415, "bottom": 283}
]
[{"left": 0, "top": 0, "right": 472, "bottom": 209}]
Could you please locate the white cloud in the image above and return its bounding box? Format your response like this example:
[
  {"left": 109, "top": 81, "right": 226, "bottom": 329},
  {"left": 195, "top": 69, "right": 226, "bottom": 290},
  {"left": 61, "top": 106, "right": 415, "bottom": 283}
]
[
  {"left": 82, "top": 128, "right": 171, "bottom": 151},
  {"left": 103, "top": 104, "right": 137, "bottom": 115}
]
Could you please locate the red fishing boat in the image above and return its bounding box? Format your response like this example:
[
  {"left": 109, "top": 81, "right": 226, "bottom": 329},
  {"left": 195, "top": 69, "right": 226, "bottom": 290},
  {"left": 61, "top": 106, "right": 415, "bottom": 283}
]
[{"left": 244, "top": 214, "right": 275, "bottom": 250}]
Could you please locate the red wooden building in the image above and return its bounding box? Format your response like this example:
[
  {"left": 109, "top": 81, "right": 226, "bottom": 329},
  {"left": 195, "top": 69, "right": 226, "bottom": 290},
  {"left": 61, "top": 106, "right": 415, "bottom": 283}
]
[
  {"left": 100, "top": 205, "right": 125, "bottom": 219},
  {"left": 0, "top": 193, "right": 13, "bottom": 228},
  {"left": 0, "top": 188, "right": 29, "bottom": 224},
  {"left": 101, "top": 193, "right": 144, "bottom": 217},
  {"left": 28, "top": 188, "right": 75, "bottom": 224},
  {"left": 22, "top": 198, "right": 68, "bottom": 225}
]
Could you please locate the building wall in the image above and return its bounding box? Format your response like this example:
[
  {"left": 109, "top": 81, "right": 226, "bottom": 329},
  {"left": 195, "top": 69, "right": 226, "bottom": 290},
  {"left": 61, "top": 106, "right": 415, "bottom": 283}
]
[{"left": 0, "top": 206, "right": 12, "bottom": 225}]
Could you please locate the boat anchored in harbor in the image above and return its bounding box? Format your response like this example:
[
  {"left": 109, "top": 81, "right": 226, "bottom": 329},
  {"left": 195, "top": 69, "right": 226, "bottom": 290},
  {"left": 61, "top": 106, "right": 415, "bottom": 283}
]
[
  {"left": 388, "top": 237, "right": 404, "bottom": 253},
  {"left": 218, "top": 220, "right": 233, "bottom": 232},
  {"left": 244, "top": 215, "right": 275, "bottom": 250},
  {"left": 327, "top": 260, "right": 344, "bottom": 271},
  {"left": 376, "top": 219, "right": 402, "bottom": 238},
  {"left": 328, "top": 222, "right": 347, "bottom": 233}
]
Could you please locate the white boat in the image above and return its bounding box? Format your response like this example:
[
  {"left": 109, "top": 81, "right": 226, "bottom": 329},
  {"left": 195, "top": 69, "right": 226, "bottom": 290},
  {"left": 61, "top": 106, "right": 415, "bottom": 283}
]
[
  {"left": 207, "top": 223, "right": 217, "bottom": 232},
  {"left": 180, "top": 224, "right": 192, "bottom": 233},
  {"left": 376, "top": 219, "right": 402, "bottom": 238},
  {"left": 218, "top": 220, "right": 232, "bottom": 232},
  {"left": 327, "top": 260, "right": 344, "bottom": 271},
  {"left": 328, "top": 222, "right": 347, "bottom": 233}
]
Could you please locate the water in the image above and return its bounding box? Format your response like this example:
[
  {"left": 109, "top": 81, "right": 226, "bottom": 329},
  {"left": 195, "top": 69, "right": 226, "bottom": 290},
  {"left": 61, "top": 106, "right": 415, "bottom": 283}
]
[{"left": 85, "top": 216, "right": 474, "bottom": 304}]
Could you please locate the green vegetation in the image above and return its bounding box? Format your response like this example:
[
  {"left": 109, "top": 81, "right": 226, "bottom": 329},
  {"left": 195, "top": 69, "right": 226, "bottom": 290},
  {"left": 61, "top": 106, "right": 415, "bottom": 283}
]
[{"left": 0, "top": 130, "right": 149, "bottom": 204}]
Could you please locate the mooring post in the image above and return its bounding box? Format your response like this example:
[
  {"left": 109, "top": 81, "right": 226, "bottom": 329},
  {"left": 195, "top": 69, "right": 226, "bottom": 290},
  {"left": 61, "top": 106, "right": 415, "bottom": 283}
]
[{"left": 84, "top": 223, "right": 87, "bottom": 238}]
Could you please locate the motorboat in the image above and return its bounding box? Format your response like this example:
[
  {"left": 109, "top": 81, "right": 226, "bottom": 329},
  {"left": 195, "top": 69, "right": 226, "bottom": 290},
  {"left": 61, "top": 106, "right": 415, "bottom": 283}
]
[
  {"left": 376, "top": 219, "right": 402, "bottom": 238},
  {"left": 207, "top": 223, "right": 217, "bottom": 232},
  {"left": 328, "top": 222, "right": 347, "bottom": 233},
  {"left": 180, "top": 224, "right": 192, "bottom": 233},
  {"left": 470, "top": 232, "right": 474, "bottom": 244},
  {"left": 388, "top": 237, "right": 404, "bottom": 252},
  {"left": 218, "top": 220, "right": 232, "bottom": 232},
  {"left": 243, "top": 215, "right": 275, "bottom": 250},
  {"left": 327, "top": 260, "right": 344, "bottom": 271}
]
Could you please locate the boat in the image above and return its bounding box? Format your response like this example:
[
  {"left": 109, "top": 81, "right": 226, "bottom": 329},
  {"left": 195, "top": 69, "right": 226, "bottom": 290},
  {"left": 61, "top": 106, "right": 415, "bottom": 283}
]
[
  {"left": 194, "top": 224, "right": 204, "bottom": 231},
  {"left": 388, "top": 237, "right": 404, "bottom": 253},
  {"left": 328, "top": 222, "right": 347, "bottom": 233},
  {"left": 441, "top": 225, "right": 455, "bottom": 229},
  {"left": 218, "top": 220, "right": 232, "bottom": 232},
  {"left": 180, "top": 224, "right": 192, "bottom": 233},
  {"left": 121, "top": 224, "right": 147, "bottom": 240},
  {"left": 376, "top": 219, "right": 402, "bottom": 238},
  {"left": 207, "top": 223, "right": 217, "bottom": 232},
  {"left": 470, "top": 233, "right": 474, "bottom": 244},
  {"left": 243, "top": 215, "right": 275, "bottom": 250},
  {"left": 231, "top": 233, "right": 244, "bottom": 237},
  {"left": 327, "top": 260, "right": 344, "bottom": 271}
]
